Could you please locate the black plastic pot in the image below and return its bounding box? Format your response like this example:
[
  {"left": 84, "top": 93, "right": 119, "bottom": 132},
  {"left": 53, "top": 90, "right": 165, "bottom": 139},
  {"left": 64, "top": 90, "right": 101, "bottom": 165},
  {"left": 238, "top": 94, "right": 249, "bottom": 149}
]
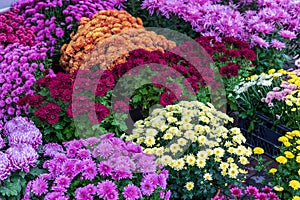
[{"left": 238, "top": 113, "right": 292, "bottom": 158}]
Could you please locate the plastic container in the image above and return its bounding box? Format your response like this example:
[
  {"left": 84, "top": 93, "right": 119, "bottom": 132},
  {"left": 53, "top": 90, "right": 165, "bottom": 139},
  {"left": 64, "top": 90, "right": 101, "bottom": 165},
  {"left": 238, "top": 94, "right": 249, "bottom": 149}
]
[{"left": 238, "top": 113, "right": 292, "bottom": 157}]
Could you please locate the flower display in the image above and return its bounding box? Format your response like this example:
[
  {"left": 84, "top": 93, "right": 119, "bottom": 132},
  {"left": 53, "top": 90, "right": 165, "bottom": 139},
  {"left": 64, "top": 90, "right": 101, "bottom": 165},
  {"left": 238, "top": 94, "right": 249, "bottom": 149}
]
[
  {"left": 0, "top": 117, "right": 42, "bottom": 181},
  {"left": 73, "top": 29, "right": 176, "bottom": 72},
  {"left": 140, "top": 0, "right": 299, "bottom": 47},
  {"left": 124, "top": 101, "right": 252, "bottom": 199},
  {"left": 0, "top": 9, "right": 36, "bottom": 47},
  {"left": 235, "top": 68, "right": 300, "bottom": 129},
  {"left": 212, "top": 185, "right": 280, "bottom": 200},
  {"left": 269, "top": 130, "right": 300, "bottom": 199},
  {"left": 195, "top": 36, "right": 256, "bottom": 109},
  {"left": 59, "top": 10, "right": 144, "bottom": 72},
  {"left": 24, "top": 133, "right": 170, "bottom": 200},
  {"left": 0, "top": 43, "right": 48, "bottom": 131},
  {"left": 12, "top": 0, "right": 126, "bottom": 56}
]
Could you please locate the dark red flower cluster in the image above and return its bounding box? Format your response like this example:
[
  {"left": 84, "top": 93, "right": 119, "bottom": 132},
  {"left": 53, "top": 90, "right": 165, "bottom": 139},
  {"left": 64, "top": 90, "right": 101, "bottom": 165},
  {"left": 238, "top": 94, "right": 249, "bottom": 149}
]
[
  {"left": 219, "top": 63, "right": 241, "bottom": 77},
  {"left": 34, "top": 102, "right": 61, "bottom": 124},
  {"left": 195, "top": 36, "right": 256, "bottom": 61},
  {"left": 88, "top": 103, "right": 110, "bottom": 124},
  {"left": 0, "top": 9, "right": 36, "bottom": 46},
  {"left": 110, "top": 47, "right": 218, "bottom": 107},
  {"left": 195, "top": 36, "right": 256, "bottom": 77}
]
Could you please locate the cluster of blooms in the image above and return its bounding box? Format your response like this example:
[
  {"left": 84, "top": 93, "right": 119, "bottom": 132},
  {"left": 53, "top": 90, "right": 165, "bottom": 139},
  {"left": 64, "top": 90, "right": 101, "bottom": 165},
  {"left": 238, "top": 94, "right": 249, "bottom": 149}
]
[
  {"left": 19, "top": 71, "right": 111, "bottom": 125},
  {"left": 235, "top": 68, "right": 299, "bottom": 129},
  {"left": 234, "top": 70, "right": 284, "bottom": 96},
  {"left": 0, "top": 9, "right": 36, "bottom": 47},
  {"left": 114, "top": 46, "right": 218, "bottom": 105},
  {"left": 195, "top": 36, "right": 256, "bottom": 77},
  {"left": 0, "top": 117, "right": 42, "bottom": 182},
  {"left": 125, "top": 101, "right": 252, "bottom": 198},
  {"left": 23, "top": 133, "right": 171, "bottom": 200},
  {"left": 268, "top": 130, "right": 300, "bottom": 199},
  {"left": 12, "top": 0, "right": 126, "bottom": 55},
  {"left": 212, "top": 185, "right": 280, "bottom": 200},
  {"left": 0, "top": 42, "right": 48, "bottom": 130},
  {"left": 141, "top": 0, "right": 299, "bottom": 48},
  {"left": 60, "top": 10, "right": 176, "bottom": 73},
  {"left": 59, "top": 9, "right": 144, "bottom": 72},
  {"left": 263, "top": 69, "right": 300, "bottom": 108}
]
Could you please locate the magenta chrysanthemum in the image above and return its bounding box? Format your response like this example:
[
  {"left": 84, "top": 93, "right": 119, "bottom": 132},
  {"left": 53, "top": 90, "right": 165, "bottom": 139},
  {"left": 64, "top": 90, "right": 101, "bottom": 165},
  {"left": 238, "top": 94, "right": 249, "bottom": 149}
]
[
  {"left": 122, "top": 184, "right": 142, "bottom": 200},
  {"left": 98, "top": 161, "right": 112, "bottom": 176},
  {"left": 31, "top": 178, "right": 48, "bottom": 196},
  {"left": 97, "top": 180, "right": 118, "bottom": 198},
  {"left": 54, "top": 175, "right": 71, "bottom": 188}
]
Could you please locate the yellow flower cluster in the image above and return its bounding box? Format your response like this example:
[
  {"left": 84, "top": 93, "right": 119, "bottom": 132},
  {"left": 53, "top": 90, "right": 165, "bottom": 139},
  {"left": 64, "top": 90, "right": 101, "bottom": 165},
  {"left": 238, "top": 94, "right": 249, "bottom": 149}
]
[
  {"left": 125, "top": 101, "right": 252, "bottom": 181},
  {"left": 271, "top": 130, "right": 300, "bottom": 194}
]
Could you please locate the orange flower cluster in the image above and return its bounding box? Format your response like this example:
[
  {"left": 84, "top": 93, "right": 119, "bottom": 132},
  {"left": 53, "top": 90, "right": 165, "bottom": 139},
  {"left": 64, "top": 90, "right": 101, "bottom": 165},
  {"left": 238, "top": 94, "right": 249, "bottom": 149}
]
[
  {"left": 80, "top": 29, "right": 176, "bottom": 71},
  {"left": 60, "top": 10, "right": 143, "bottom": 72},
  {"left": 59, "top": 10, "right": 176, "bottom": 73}
]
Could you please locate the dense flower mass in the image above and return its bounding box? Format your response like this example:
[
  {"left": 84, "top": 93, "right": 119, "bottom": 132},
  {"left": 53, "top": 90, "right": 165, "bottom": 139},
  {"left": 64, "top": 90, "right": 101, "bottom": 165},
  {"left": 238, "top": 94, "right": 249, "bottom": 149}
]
[
  {"left": 24, "top": 133, "right": 170, "bottom": 200},
  {"left": 125, "top": 101, "right": 252, "bottom": 199},
  {"left": 269, "top": 130, "right": 300, "bottom": 199},
  {"left": 12, "top": 0, "right": 127, "bottom": 55},
  {"left": 141, "top": 0, "right": 300, "bottom": 48},
  {"left": 0, "top": 43, "right": 48, "bottom": 130},
  {"left": 0, "top": 9, "right": 36, "bottom": 46},
  {"left": 0, "top": 117, "right": 41, "bottom": 182}
]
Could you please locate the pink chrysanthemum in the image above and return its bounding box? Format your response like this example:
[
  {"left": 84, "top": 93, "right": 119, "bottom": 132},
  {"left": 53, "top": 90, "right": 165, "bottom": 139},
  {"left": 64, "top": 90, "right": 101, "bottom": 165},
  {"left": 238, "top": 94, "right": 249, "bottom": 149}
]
[
  {"left": 97, "top": 180, "right": 118, "bottom": 198},
  {"left": 230, "top": 187, "right": 242, "bottom": 197},
  {"left": 271, "top": 39, "right": 286, "bottom": 50},
  {"left": 82, "top": 162, "right": 97, "bottom": 180},
  {"left": 140, "top": 180, "right": 156, "bottom": 196},
  {"left": 54, "top": 175, "right": 71, "bottom": 188},
  {"left": 92, "top": 141, "right": 114, "bottom": 159},
  {"left": 279, "top": 30, "right": 297, "bottom": 39},
  {"left": 122, "top": 184, "right": 142, "bottom": 200},
  {"left": 98, "top": 161, "right": 112, "bottom": 176},
  {"left": 245, "top": 185, "right": 259, "bottom": 195},
  {"left": 31, "top": 178, "right": 48, "bottom": 196}
]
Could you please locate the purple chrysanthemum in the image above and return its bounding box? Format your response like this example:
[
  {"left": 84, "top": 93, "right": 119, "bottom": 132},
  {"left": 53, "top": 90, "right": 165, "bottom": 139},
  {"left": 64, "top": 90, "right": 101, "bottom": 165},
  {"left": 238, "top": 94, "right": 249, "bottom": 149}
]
[
  {"left": 92, "top": 141, "right": 114, "bottom": 159},
  {"left": 31, "top": 178, "right": 48, "bottom": 196},
  {"left": 0, "top": 152, "right": 11, "bottom": 181},
  {"left": 76, "top": 149, "right": 91, "bottom": 159},
  {"left": 98, "top": 161, "right": 112, "bottom": 176},
  {"left": 54, "top": 175, "right": 71, "bottom": 188},
  {"left": 271, "top": 39, "right": 286, "bottom": 50},
  {"left": 140, "top": 180, "right": 156, "bottom": 196},
  {"left": 82, "top": 162, "right": 97, "bottom": 181},
  {"left": 43, "top": 143, "right": 64, "bottom": 158},
  {"left": 122, "top": 184, "right": 142, "bottom": 200},
  {"left": 4, "top": 116, "right": 42, "bottom": 148},
  {"left": 97, "top": 180, "right": 118, "bottom": 198},
  {"left": 6, "top": 144, "right": 38, "bottom": 172}
]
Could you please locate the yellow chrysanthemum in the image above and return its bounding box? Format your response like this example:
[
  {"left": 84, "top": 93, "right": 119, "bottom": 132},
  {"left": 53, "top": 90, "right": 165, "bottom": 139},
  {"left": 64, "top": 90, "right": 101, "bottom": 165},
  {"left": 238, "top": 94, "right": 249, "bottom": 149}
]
[
  {"left": 269, "top": 168, "right": 277, "bottom": 174},
  {"left": 253, "top": 147, "right": 264, "bottom": 155},
  {"left": 289, "top": 180, "right": 300, "bottom": 190},
  {"left": 284, "top": 151, "right": 295, "bottom": 159},
  {"left": 276, "top": 156, "right": 287, "bottom": 164}
]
